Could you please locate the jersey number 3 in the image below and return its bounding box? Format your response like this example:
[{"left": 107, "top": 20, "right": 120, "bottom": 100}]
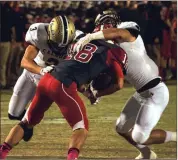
[{"left": 67, "top": 43, "right": 97, "bottom": 63}]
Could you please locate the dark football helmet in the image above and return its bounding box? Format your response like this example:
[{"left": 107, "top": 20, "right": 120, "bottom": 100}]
[{"left": 94, "top": 10, "right": 121, "bottom": 30}]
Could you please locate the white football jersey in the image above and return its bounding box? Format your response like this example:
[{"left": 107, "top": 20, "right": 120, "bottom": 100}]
[
  {"left": 25, "top": 23, "right": 83, "bottom": 67},
  {"left": 117, "top": 22, "right": 159, "bottom": 90},
  {"left": 117, "top": 21, "right": 140, "bottom": 31},
  {"left": 25, "top": 23, "right": 48, "bottom": 67}
]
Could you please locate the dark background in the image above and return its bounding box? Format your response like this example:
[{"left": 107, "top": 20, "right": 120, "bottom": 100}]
[{"left": 0, "top": 1, "right": 177, "bottom": 88}]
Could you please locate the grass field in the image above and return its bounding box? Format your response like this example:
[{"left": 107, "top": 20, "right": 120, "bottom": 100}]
[{"left": 1, "top": 81, "right": 177, "bottom": 159}]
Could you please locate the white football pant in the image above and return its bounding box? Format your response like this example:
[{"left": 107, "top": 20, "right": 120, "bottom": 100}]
[
  {"left": 8, "top": 69, "right": 41, "bottom": 117},
  {"left": 116, "top": 82, "right": 169, "bottom": 144}
]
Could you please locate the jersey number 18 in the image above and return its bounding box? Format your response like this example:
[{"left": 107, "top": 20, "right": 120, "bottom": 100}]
[{"left": 67, "top": 43, "right": 98, "bottom": 63}]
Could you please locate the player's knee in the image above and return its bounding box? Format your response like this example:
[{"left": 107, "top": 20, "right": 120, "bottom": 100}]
[
  {"left": 72, "top": 119, "right": 89, "bottom": 131},
  {"left": 8, "top": 110, "right": 26, "bottom": 121},
  {"left": 132, "top": 125, "right": 149, "bottom": 144},
  {"left": 74, "top": 128, "right": 88, "bottom": 141},
  {"left": 18, "top": 120, "right": 34, "bottom": 142},
  {"left": 115, "top": 117, "right": 131, "bottom": 134},
  {"left": 8, "top": 113, "right": 21, "bottom": 120},
  {"left": 116, "top": 117, "right": 124, "bottom": 134},
  {"left": 75, "top": 128, "right": 88, "bottom": 138}
]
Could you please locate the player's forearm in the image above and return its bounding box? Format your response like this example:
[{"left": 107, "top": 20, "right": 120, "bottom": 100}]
[
  {"left": 21, "top": 58, "right": 42, "bottom": 74},
  {"left": 90, "top": 28, "right": 122, "bottom": 41},
  {"left": 102, "top": 28, "right": 123, "bottom": 40}
]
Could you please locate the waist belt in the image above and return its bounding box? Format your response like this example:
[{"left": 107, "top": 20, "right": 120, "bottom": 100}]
[{"left": 137, "top": 78, "right": 162, "bottom": 93}]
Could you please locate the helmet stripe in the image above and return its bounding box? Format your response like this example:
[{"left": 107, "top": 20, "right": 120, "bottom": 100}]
[
  {"left": 58, "top": 16, "right": 64, "bottom": 45},
  {"left": 64, "top": 15, "right": 69, "bottom": 45},
  {"left": 61, "top": 15, "right": 68, "bottom": 45}
]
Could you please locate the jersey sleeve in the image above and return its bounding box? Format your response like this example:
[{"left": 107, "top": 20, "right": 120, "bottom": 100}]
[
  {"left": 106, "top": 48, "right": 125, "bottom": 82},
  {"left": 25, "top": 24, "right": 39, "bottom": 46},
  {"left": 117, "top": 21, "right": 140, "bottom": 32},
  {"left": 107, "top": 47, "right": 128, "bottom": 68},
  {"left": 112, "top": 60, "right": 124, "bottom": 78}
]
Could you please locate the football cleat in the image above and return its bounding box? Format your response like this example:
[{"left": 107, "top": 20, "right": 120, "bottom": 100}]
[
  {"left": 0, "top": 144, "right": 11, "bottom": 159},
  {"left": 135, "top": 150, "right": 157, "bottom": 159}
]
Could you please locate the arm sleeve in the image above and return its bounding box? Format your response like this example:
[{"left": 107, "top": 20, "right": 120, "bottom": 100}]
[
  {"left": 111, "top": 61, "right": 124, "bottom": 79},
  {"left": 126, "top": 28, "right": 139, "bottom": 38},
  {"left": 25, "top": 24, "right": 38, "bottom": 46}
]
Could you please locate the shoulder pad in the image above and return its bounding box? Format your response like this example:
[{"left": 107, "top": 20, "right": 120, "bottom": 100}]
[
  {"left": 25, "top": 23, "right": 49, "bottom": 48},
  {"left": 117, "top": 21, "right": 140, "bottom": 31}
]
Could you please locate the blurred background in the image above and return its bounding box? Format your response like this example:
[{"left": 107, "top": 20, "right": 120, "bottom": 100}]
[{"left": 0, "top": 1, "right": 177, "bottom": 89}]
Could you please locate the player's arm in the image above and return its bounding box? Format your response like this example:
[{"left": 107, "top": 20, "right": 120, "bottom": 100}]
[
  {"left": 21, "top": 24, "right": 43, "bottom": 74},
  {"left": 102, "top": 28, "right": 136, "bottom": 42},
  {"left": 21, "top": 45, "right": 42, "bottom": 74},
  {"left": 73, "top": 28, "right": 136, "bottom": 52},
  {"left": 96, "top": 61, "right": 124, "bottom": 97},
  {"left": 21, "top": 24, "right": 54, "bottom": 75}
]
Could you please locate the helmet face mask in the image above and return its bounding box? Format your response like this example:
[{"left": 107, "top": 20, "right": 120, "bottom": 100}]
[
  {"left": 94, "top": 10, "right": 121, "bottom": 30},
  {"left": 47, "top": 39, "right": 63, "bottom": 53},
  {"left": 93, "top": 24, "right": 114, "bottom": 33},
  {"left": 47, "top": 15, "right": 76, "bottom": 53}
]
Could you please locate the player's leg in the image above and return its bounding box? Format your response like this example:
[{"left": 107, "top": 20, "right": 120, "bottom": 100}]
[
  {"left": 59, "top": 83, "right": 88, "bottom": 160},
  {"left": 8, "top": 70, "right": 37, "bottom": 120},
  {"left": 48, "top": 76, "right": 88, "bottom": 160},
  {"left": 132, "top": 83, "right": 176, "bottom": 145},
  {"left": 0, "top": 75, "right": 53, "bottom": 159},
  {"left": 115, "top": 94, "right": 154, "bottom": 159}
]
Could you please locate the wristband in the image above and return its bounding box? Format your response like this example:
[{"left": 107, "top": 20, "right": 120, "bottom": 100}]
[{"left": 90, "top": 31, "right": 105, "bottom": 40}]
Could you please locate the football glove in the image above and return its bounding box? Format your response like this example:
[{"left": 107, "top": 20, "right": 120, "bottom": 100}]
[
  {"left": 72, "top": 34, "right": 93, "bottom": 53},
  {"left": 87, "top": 82, "right": 100, "bottom": 105},
  {"left": 40, "top": 65, "right": 54, "bottom": 76}
]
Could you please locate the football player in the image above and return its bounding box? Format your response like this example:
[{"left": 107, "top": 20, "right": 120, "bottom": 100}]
[
  {"left": 72, "top": 10, "right": 177, "bottom": 159},
  {"left": 0, "top": 35, "right": 127, "bottom": 159},
  {"left": 7, "top": 15, "right": 80, "bottom": 141}
]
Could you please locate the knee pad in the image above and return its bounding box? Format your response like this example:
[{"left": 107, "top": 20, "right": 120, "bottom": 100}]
[
  {"left": 8, "top": 110, "right": 26, "bottom": 121},
  {"left": 18, "top": 121, "right": 34, "bottom": 142},
  {"left": 8, "top": 113, "right": 21, "bottom": 121},
  {"left": 132, "top": 125, "right": 150, "bottom": 144},
  {"left": 116, "top": 117, "right": 135, "bottom": 134},
  {"left": 116, "top": 117, "right": 123, "bottom": 134}
]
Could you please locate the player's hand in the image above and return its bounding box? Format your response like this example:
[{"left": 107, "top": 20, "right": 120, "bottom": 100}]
[
  {"left": 88, "top": 84, "right": 99, "bottom": 105},
  {"left": 90, "top": 84, "right": 98, "bottom": 98},
  {"left": 92, "top": 97, "right": 101, "bottom": 105},
  {"left": 40, "top": 65, "right": 54, "bottom": 76},
  {"left": 72, "top": 34, "right": 93, "bottom": 53}
]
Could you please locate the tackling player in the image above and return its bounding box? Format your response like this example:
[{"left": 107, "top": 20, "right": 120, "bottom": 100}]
[
  {"left": 72, "top": 10, "right": 177, "bottom": 159},
  {"left": 7, "top": 15, "right": 78, "bottom": 141},
  {"left": 0, "top": 36, "right": 127, "bottom": 159}
]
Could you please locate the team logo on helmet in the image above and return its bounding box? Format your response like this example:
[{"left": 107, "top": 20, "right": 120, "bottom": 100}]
[{"left": 48, "top": 15, "right": 76, "bottom": 52}]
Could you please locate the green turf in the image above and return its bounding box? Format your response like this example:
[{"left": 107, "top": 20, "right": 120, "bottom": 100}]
[{"left": 1, "top": 82, "right": 177, "bottom": 159}]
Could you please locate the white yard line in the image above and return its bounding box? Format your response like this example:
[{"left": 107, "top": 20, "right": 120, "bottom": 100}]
[{"left": 1, "top": 117, "right": 117, "bottom": 125}]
